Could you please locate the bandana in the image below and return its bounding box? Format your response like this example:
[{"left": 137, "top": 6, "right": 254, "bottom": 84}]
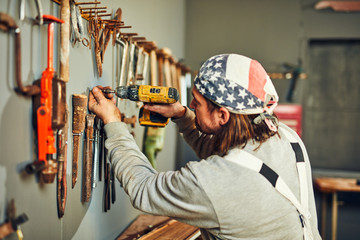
[{"left": 194, "top": 54, "right": 279, "bottom": 131}]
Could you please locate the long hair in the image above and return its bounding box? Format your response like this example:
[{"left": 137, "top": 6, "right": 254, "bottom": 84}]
[{"left": 207, "top": 100, "right": 279, "bottom": 156}]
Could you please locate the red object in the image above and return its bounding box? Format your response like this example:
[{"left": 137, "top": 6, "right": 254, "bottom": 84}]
[
  {"left": 36, "top": 15, "right": 64, "bottom": 165},
  {"left": 274, "top": 104, "right": 302, "bottom": 137}
]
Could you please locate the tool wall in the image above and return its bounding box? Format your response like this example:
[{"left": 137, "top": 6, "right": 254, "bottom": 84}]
[{"left": 0, "top": 0, "right": 187, "bottom": 239}]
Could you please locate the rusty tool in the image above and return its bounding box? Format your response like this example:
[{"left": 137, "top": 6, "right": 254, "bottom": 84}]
[
  {"left": 89, "top": 16, "right": 103, "bottom": 77},
  {"left": 0, "top": 199, "right": 28, "bottom": 240},
  {"left": 156, "top": 50, "right": 164, "bottom": 87},
  {"left": 57, "top": 1, "right": 70, "bottom": 216},
  {"left": 112, "top": 8, "right": 123, "bottom": 46},
  {"left": 80, "top": 6, "right": 107, "bottom": 10},
  {"left": 76, "top": 2, "right": 103, "bottom": 6},
  {"left": 135, "top": 44, "right": 145, "bottom": 81},
  {"left": 82, "top": 114, "right": 95, "bottom": 202},
  {"left": 158, "top": 48, "right": 172, "bottom": 87},
  {"left": 57, "top": 108, "right": 68, "bottom": 218},
  {"left": 121, "top": 114, "right": 137, "bottom": 128},
  {"left": 71, "top": 94, "right": 88, "bottom": 188},
  {"left": 100, "top": 8, "right": 122, "bottom": 63},
  {"left": 70, "top": 0, "right": 89, "bottom": 47},
  {"left": 25, "top": 15, "right": 65, "bottom": 184},
  {"left": 0, "top": 12, "right": 40, "bottom": 96}
]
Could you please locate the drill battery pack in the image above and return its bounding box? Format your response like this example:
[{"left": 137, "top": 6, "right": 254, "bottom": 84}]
[{"left": 138, "top": 106, "right": 169, "bottom": 127}]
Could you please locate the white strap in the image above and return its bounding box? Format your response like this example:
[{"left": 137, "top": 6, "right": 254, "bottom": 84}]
[
  {"left": 224, "top": 129, "right": 314, "bottom": 240},
  {"left": 281, "top": 129, "right": 309, "bottom": 210}
]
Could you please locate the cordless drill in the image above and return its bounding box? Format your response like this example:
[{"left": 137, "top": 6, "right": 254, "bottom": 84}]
[{"left": 103, "top": 85, "right": 179, "bottom": 127}]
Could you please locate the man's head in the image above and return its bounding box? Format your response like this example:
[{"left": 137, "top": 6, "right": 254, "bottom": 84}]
[
  {"left": 191, "top": 54, "right": 279, "bottom": 154},
  {"left": 189, "top": 87, "right": 230, "bottom": 134}
]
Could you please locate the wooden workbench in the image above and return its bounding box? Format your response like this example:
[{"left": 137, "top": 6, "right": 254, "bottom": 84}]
[
  {"left": 315, "top": 177, "right": 360, "bottom": 240},
  {"left": 116, "top": 214, "right": 201, "bottom": 240}
]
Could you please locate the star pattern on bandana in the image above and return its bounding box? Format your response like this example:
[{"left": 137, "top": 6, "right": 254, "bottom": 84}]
[{"left": 194, "top": 54, "right": 264, "bottom": 113}]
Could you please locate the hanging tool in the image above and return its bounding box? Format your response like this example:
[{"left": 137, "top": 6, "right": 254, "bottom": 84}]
[
  {"left": 126, "top": 36, "right": 138, "bottom": 86},
  {"left": 0, "top": 12, "right": 40, "bottom": 96},
  {"left": 88, "top": 15, "right": 102, "bottom": 76},
  {"left": 71, "top": 94, "right": 88, "bottom": 188},
  {"left": 103, "top": 85, "right": 179, "bottom": 127},
  {"left": 92, "top": 117, "right": 101, "bottom": 189},
  {"left": 25, "top": 15, "right": 65, "bottom": 184},
  {"left": 115, "top": 36, "right": 129, "bottom": 108},
  {"left": 82, "top": 114, "right": 95, "bottom": 202},
  {"left": 141, "top": 48, "right": 168, "bottom": 168},
  {"left": 110, "top": 166, "right": 116, "bottom": 204},
  {"left": 159, "top": 48, "right": 173, "bottom": 87},
  {"left": 56, "top": 0, "right": 70, "bottom": 218},
  {"left": 284, "top": 59, "right": 303, "bottom": 102},
  {"left": 100, "top": 8, "right": 122, "bottom": 62},
  {"left": 70, "top": 0, "right": 89, "bottom": 47},
  {"left": 0, "top": 199, "right": 28, "bottom": 240},
  {"left": 57, "top": 108, "right": 68, "bottom": 218},
  {"left": 19, "top": 0, "right": 43, "bottom": 24},
  {"left": 104, "top": 162, "right": 111, "bottom": 211},
  {"left": 121, "top": 114, "right": 137, "bottom": 128},
  {"left": 98, "top": 118, "right": 104, "bottom": 181}
]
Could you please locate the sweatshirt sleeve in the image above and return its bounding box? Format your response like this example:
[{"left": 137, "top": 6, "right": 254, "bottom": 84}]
[
  {"left": 104, "top": 122, "right": 217, "bottom": 228},
  {"left": 172, "top": 107, "right": 217, "bottom": 159}
]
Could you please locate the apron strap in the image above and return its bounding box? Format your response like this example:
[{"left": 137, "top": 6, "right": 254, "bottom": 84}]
[{"left": 224, "top": 128, "right": 313, "bottom": 240}]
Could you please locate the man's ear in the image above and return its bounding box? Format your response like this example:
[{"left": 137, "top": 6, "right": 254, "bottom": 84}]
[{"left": 218, "top": 107, "right": 230, "bottom": 125}]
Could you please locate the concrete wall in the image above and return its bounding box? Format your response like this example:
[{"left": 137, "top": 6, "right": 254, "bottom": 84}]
[{"left": 0, "top": 0, "right": 185, "bottom": 239}]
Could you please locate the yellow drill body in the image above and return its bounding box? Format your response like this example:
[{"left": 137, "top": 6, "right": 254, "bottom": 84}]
[{"left": 104, "top": 85, "right": 179, "bottom": 127}]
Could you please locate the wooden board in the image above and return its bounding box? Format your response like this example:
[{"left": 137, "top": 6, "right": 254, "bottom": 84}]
[
  {"left": 116, "top": 214, "right": 201, "bottom": 240},
  {"left": 116, "top": 215, "right": 171, "bottom": 240},
  {"left": 315, "top": 177, "right": 360, "bottom": 193}
]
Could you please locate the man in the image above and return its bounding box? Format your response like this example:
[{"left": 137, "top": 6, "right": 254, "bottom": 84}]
[{"left": 89, "top": 54, "right": 321, "bottom": 240}]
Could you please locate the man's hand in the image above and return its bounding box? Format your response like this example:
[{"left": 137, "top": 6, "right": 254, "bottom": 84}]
[
  {"left": 143, "top": 101, "right": 186, "bottom": 119},
  {"left": 88, "top": 86, "right": 122, "bottom": 124}
]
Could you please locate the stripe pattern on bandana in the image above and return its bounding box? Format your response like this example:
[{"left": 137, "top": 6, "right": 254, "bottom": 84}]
[{"left": 194, "top": 54, "right": 279, "bottom": 116}]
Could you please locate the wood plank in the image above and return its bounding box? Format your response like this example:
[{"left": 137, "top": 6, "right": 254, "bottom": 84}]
[
  {"left": 315, "top": 177, "right": 360, "bottom": 193},
  {"left": 139, "top": 220, "right": 200, "bottom": 240},
  {"left": 116, "top": 215, "right": 171, "bottom": 240}
]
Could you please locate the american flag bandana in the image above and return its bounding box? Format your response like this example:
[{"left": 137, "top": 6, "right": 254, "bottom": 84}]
[{"left": 194, "top": 54, "right": 279, "bottom": 130}]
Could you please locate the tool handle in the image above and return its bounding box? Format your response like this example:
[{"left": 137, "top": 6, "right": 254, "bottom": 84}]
[
  {"left": 72, "top": 94, "right": 87, "bottom": 132},
  {"left": 157, "top": 55, "right": 164, "bottom": 86},
  {"left": 71, "top": 134, "right": 81, "bottom": 188},
  {"left": 60, "top": 0, "right": 70, "bottom": 82},
  {"left": 57, "top": 110, "right": 68, "bottom": 218},
  {"left": 71, "top": 94, "right": 87, "bottom": 188},
  {"left": 82, "top": 114, "right": 95, "bottom": 202}
]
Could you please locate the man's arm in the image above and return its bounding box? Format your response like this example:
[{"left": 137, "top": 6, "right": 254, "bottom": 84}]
[
  {"left": 104, "top": 121, "right": 217, "bottom": 228},
  {"left": 146, "top": 103, "right": 216, "bottom": 159}
]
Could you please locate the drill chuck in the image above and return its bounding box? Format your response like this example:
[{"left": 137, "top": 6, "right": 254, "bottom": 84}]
[{"left": 113, "top": 85, "right": 138, "bottom": 100}]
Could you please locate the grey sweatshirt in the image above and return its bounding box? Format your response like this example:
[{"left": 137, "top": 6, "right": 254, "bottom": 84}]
[{"left": 105, "top": 107, "right": 321, "bottom": 240}]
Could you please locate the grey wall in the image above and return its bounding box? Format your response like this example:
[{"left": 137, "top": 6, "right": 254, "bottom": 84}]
[{"left": 0, "top": 0, "right": 185, "bottom": 239}]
